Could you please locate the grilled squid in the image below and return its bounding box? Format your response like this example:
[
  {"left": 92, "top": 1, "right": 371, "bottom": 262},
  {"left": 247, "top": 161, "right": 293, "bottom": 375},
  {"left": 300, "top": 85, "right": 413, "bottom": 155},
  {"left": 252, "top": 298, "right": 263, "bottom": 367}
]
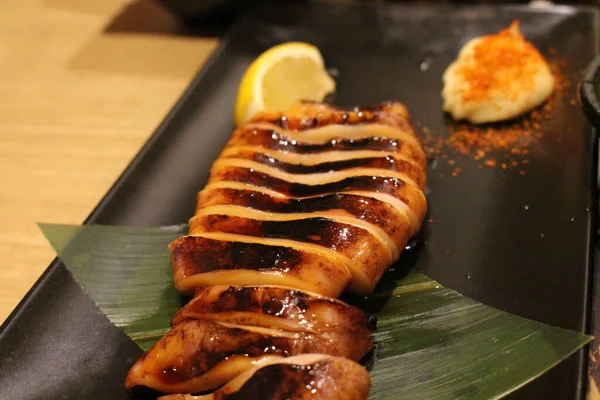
[
  {"left": 171, "top": 285, "right": 374, "bottom": 335},
  {"left": 171, "top": 101, "right": 427, "bottom": 296},
  {"left": 157, "top": 354, "right": 371, "bottom": 400},
  {"left": 126, "top": 101, "right": 427, "bottom": 399},
  {"left": 125, "top": 287, "right": 373, "bottom": 394}
]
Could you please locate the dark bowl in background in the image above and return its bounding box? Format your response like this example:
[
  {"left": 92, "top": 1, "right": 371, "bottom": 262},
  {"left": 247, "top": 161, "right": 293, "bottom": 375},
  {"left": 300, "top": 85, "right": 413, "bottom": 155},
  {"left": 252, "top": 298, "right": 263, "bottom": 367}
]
[
  {"left": 156, "top": 0, "right": 248, "bottom": 22},
  {"left": 156, "top": 0, "right": 308, "bottom": 25},
  {"left": 156, "top": 0, "right": 593, "bottom": 24},
  {"left": 581, "top": 54, "right": 600, "bottom": 130}
]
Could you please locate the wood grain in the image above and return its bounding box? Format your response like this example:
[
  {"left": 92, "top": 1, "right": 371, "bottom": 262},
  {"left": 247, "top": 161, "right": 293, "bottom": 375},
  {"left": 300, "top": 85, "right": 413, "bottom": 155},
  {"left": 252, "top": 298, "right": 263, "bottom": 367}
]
[{"left": 0, "top": 0, "right": 218, "bottom": 324}]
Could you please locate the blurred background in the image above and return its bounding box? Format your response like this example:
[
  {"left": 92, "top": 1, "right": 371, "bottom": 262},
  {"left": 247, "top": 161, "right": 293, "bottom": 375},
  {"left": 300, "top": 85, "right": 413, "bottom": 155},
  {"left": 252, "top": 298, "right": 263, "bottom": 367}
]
[{"left": 153, "top": 0, "right": 597, "bottom": 29}]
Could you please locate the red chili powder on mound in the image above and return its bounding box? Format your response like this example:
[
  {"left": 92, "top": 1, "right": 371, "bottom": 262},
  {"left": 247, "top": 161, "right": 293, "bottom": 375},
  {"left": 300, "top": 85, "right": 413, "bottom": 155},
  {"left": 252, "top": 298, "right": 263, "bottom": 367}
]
[
  {"left": 420, "top": 55, "right": 571, "bottom": 177},
  {"left": 457, "top": 20, "right": 547, "bottom": 105}
]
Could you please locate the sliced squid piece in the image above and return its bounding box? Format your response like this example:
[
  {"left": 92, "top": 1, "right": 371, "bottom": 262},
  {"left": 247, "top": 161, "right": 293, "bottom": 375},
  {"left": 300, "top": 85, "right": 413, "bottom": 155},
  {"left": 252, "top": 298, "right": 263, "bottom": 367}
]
[
  {"left": 128, "top": 352, "right": 282, "bottom": 396},
  {"left": 247, "top": 122, "right": 422, "bottom": 150},
  {"left": 190, "top": 189, "right": 425, "bottom": 293},
  {"left": 190, "top": 231, "right": 389, "bottom": 295},
  {"left": 220, "top": 146, "right": 424, "bottom": 170},
  {"left": 226, "top": 126, "right": 426, "bottom": 169},
  {"left": 125, "top": 320, "right": 372, "bottom": 394},
  {"left": 169, "top": 236, "right": 351, "bottom": 297},
  {"left": 192, "top": 204, "right": 400, "bottom": 259},
  {"left": 251, "top": 100, "right": 415, "bottom": 135},
  {"left": 198, "top": 179, "right": 426, "bottom": 230},
  {"left": 219, "top": 150, "right": 425, "bottom": 182},
  {"left": 171, "top": 285, "right": 374, "bottom": 336},
  {"left": 185, "top": 188, "right": 425, "bottom": 293},
  {"left": 188, "top": 214, "right": 393, "bottom": 262},
  {"left": 209, "top": 157, "right": 424, "bottom": 190},
  {"left": 158, "top": 354, "right": 370, "bottom": 400},
  {"left": 188, "top": 216, "right": 392, "bottom": 294},
  {"left": 201, "top": 169, "right": 426, "bottom": 221}
]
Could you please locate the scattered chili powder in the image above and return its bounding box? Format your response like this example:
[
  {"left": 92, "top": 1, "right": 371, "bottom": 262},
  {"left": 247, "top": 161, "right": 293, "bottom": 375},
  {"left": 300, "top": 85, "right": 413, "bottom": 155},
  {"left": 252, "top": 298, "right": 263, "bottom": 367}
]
[{"left": 420, "top": 55, "right": 571, "bottom": 177}]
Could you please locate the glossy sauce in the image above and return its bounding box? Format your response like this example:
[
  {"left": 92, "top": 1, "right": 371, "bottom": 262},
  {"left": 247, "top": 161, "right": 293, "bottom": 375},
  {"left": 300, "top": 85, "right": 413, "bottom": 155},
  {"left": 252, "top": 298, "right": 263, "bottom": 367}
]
[
  {"left": 196, "top": 191, "right": 406, "bottom": 238},
  {"left": 208, "top": 171, "right": 408, "bottom": 198}
]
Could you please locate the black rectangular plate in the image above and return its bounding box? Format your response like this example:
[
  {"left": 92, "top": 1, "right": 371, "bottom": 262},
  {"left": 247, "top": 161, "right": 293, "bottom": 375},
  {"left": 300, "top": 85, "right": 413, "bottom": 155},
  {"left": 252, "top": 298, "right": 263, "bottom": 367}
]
[{"left": 0, "top": 4, "right": 597, "bottom": 399}]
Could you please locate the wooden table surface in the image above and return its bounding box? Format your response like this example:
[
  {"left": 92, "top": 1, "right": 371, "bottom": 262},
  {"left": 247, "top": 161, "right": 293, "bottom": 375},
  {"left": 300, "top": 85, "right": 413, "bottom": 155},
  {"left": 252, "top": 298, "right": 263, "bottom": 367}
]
[{"left": 0, "top": 0, "right": 218, "bottom": 324}]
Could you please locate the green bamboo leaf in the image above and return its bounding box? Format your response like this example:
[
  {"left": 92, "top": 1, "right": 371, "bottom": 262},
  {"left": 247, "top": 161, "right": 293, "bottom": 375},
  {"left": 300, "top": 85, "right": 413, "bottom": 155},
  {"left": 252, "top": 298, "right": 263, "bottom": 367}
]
[
  {"left": 40, "top": 223, "right": 187, "bottom": 349},
  {"left": 40, "top": 223, "right": 592, "bottom": 399},
  {"left": 354, "top": 283, "right": 590, "bottom": 399}
]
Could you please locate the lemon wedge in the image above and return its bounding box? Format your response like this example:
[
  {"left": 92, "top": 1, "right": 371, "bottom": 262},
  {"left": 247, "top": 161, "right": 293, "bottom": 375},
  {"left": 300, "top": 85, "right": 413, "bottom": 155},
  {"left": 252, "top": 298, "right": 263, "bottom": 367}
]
[{"left": 234, "top": 42, "right": 336, "bottom": 127}]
